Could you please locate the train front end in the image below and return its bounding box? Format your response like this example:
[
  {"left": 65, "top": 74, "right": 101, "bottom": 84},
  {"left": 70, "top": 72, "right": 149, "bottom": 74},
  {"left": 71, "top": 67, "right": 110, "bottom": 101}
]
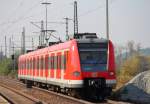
[{"left": 76, "top": 33, "right": 116, "bottom": 99}]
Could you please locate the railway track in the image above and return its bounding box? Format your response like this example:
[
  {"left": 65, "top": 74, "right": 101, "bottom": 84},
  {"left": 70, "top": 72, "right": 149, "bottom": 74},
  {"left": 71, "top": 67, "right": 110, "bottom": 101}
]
[
  {"left": 0, "top": 83, "right": 44, "bottom": 104},
  {"left": 0, "top": 76, "right": 131, "bottom": 104},
  {"left": 0, "top": 94, "right": 10, "bottom": 104},
  {"left": 0, "top": 76, "right": 94, "bottom": 104}
]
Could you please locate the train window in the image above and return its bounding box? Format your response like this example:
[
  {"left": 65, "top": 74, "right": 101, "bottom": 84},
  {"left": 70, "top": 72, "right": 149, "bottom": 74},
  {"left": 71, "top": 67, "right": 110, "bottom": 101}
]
[
  {"left": 57, "top": 55, "right": 58, "bottom": 69},
  {"left": 22, "top": 62, "right": 23, "bottom": 70},
  {"left": 61, "top": 55, "right": 64, "bottom": 70},
  {"left": 39, "top": 57, "right": 40, "bottom": 70},
  {"left": 28, "top": 59, "right": 29, "bottom": 70},
  {"left": 57, "top": 56, "right": 59, "bottom": 69},
  {"left": 57, "top": 55, "right": 61, "bottom": 69},
  {"left": 64, "top": 51, "right": 68, "bottom": 70},
  {"left": 28, "top": 59, "right": 30, "bottom": 70},
  {"left": 51, "top": 56, "right": 53, "bottom": 69},
  {"left": 35, "top": 58, "right": 37, "bottom": 70},
  {"left": 37, "top": 57, "right": 39, "bottom": 70},
  {"left": 25, "top": 60, "right": 26, "bottom": 69},
  {"left": 26, "top": 60, "right": 28, "bottom": 69},
  {"left": 43, "top": 56, "right": 46, "bottom": 69},
  {"left": 54, "top": 56, "right": 57, "bottom": 69},
  {"left": 64, "top": 55, "right": 66, "bottom": 70},
  {"left": 27, "top": 59, "right": 29, "bottom": 70},
  {"left": 59, "top": 55, "right": 61, "bottom": 69},
  {"left": 42, "top": 56, "right": 44, "bottom": 70},
  {"left": 48, "top": 56, "right": 51, "bottom": 69},
  {"left": 20, "top": 61, "right": 23, "bottom": 70},
  {"left": 29, "top": 59, "right": 30, "bottom": 70},
  {"left": 41, "top": 57, "right": 43, "bottom": 70},
  {"left": 80, "top": 51, "right": 107, "bottom": 71},
  {"left": 30, "top": 59, "right": 32, "bottom": 70},
  {"left": 78, "top": 43, "right": 108, "bottom": 49},
  {"left": 45, "top": 55, "right": 48, "bottom": 70},
  {"left": 32, "top": 58, "right": 33, "bottom": 70},
  {"left": 33, "top": 58, "right": 35, "bottom": 70},
  {"left": 43, "top": 56, "right": 45, "bottom": 70},
  {"left": 23, "top": 60, "right": 25, "bottom": 69},
  {"left": 29, "top": 59, "right": 32, "bottom": 69},
  {"left": 29, "top": 59, "right": 31, "bottom": 70},
  {"left": 52, "top": 56, "right": 54, "bottom": 69}
]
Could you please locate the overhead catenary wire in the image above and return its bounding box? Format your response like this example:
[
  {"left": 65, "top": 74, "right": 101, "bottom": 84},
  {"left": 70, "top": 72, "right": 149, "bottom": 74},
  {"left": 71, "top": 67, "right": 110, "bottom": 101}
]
[
  {"left": 0, "top": 0, "right": 118, "bottom": 52},
  {"left": 78, "top": 0, "right": 117, "bottom": 18},
  {"left": 0, "top": 0, "right": 24, "bottom": 26},
  {"left": 0, "top": 0, "right": 44, "bottom": 35}
]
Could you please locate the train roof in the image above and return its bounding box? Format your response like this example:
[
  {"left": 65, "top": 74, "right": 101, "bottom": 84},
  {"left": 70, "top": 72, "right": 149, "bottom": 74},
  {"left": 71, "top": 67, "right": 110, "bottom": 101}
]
[
  {"left": 19, "top": 38, "right": 110, "bottom": 60},
  {"left": 19, "top": 39, "right": 76, "bottom": 60},
  {"left": 76, "top": 38, "right": 108, "bottom": 43}
]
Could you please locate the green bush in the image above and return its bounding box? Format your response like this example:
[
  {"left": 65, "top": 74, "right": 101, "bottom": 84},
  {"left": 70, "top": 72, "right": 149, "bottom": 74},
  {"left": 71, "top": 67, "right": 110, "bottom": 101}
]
[{"left": 0, "top": 58, "right": 17, "bottom": 76}]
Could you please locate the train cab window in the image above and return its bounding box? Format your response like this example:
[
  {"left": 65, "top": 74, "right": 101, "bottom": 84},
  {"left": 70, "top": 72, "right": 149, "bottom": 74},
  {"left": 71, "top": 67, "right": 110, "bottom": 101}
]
[{"left": 78, "top": 43, "right": 108, "bottom": 71}]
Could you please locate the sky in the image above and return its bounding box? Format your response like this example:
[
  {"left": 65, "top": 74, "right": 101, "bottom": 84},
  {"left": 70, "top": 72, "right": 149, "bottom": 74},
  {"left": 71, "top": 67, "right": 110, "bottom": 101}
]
[{"left": 0, "top": 0, "right": 150, "bottom": 55}]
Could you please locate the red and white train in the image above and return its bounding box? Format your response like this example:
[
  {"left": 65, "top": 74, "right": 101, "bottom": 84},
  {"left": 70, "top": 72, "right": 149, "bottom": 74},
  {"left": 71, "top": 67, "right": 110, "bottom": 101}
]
[{"left": 18, "top": 33, "right": 116, "bottom": 99}]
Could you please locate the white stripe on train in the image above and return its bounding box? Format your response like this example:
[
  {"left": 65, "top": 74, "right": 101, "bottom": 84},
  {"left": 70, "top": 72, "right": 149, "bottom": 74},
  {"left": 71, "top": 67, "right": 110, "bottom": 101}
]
[{"left": 18, "top": 75, "right": 116, "bottom": 88}]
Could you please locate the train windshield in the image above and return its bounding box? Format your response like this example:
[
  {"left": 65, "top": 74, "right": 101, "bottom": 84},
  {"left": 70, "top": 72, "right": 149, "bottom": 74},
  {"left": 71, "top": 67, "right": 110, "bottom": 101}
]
[{"left": 78, "top": 43, "right": 108, "bottom": 71}]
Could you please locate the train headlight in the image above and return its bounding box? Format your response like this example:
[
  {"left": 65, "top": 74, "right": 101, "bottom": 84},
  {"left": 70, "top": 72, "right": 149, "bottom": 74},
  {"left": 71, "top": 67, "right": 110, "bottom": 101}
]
[
  {"left": 109, "top": 72, "right": 114, "bottom": 76},
  {"left": 73, "top": 71, "right": 80, "bottom": 77}
]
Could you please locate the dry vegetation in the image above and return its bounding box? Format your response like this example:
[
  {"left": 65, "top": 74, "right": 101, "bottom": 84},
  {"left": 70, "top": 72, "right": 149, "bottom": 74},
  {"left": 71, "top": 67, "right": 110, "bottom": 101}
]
[
  {"left": 116, "top": 55, "right": 150, "bottom": 89},
  {"left": 115, "top": 41, "right": 150, "bottom": 89}
]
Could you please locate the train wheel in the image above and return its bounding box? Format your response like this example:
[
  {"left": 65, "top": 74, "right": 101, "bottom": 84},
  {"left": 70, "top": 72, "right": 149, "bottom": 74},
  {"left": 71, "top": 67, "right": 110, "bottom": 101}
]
[
  {"left": 26, "top": 80, "right": 32, "bottom": 88},
  {"left": 68, "top": 89, "right": 80, "bottom": 98}
]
